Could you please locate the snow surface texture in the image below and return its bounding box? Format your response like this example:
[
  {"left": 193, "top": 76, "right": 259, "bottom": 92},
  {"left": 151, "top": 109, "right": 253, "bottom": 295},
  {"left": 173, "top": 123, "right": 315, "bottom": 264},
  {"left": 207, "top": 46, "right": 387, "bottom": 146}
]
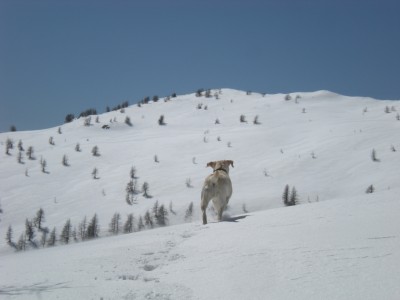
[{"left": 1, "top": 89, "right": 399, "bottom": 299}]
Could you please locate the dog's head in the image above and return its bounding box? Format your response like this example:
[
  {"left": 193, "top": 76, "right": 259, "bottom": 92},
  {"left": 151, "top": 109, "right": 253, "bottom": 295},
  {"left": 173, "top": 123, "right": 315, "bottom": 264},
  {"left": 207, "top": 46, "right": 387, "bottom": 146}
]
[{"left": 206, "top": 160, "right": 234, "bottom": 173}]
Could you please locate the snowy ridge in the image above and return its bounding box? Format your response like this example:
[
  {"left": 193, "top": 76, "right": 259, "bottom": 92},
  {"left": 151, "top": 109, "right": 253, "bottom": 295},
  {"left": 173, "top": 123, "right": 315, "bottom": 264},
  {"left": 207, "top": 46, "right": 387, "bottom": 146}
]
[{"left": 1, "top": 88, "right": 400, "bottom": 299}]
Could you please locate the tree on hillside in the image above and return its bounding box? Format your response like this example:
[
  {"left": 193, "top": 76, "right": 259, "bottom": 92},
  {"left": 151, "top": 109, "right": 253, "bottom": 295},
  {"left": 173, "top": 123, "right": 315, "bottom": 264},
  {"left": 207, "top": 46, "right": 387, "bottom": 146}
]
[
  {"left": 125, "top": 116, "right": 132, "bottom": 126},
  {"left": 130, "top": 166, "right": 137, "bottom": 179},
  {"left": 109, "top": 212, "right": 121, "bottom": 235},
  {"left": 78, "top": 216, "right": 87, "bottom": 241},
  {"left": 75, "top": 143, "right": 81, "bottom": 152},
  {"left": 289, "top": 187, "right": 298, "bottom": 206},
  {"left": 5, "top": 138, "right": 13, "bottom": 155},
  {"left": 33, "top": 208, "right": 45, "bottom": 231},
  {"left": 137, "top": 216, "right": 145, "bottom": 231},
  {"left": 92, "top": 146, "right": 100, "bottom": 157},
  {"left": 25, "top": 219, "right": 36, "bottom": 246},
  {"left": 371, "top": 149, "right": 380, "bottom": 162},
  {"left": 184, "top": 202, "right": 194, "bottom": 222},
  {"left": 62, "top": 155, "right": 70, "bottom": 167},
  {"left": 156, "top": 205, "right": 168, "bottom": 226},
  {"left": 5, "top": 225, "right": 16, "bottom": 249},
  {"left": 123, "top": 213, "right": 135, "bottom": 233},
  {"left": 17, "top": 140, "right": 24, "bottom": 151},
  {"left": 87, "top": 214, "right": 99, "bottom": 239},
  {"left": 40, "top": 158, "right": 48, "bottom": 173},
  {"left": 282, "top": 184, "right": 290, "bottom": 206},
  {"left": 65, "top": 113, "right": 75, "bottom": 123},
  {"left": 92, "top": 167, "right": 99, "bottom": 179},
  {"left": 142, "top": 182, "right": 151, "bottom": 198},
  {"left": 158, "top": 115, "right": 166, "bottom": 125},
  {"left": 144, "top": 210, "right": 154, "bottom": 228},
  {"left": 17, "top": 151, "right": 24, "bottom": 164},
  {"left": 47, "top": 227, "right": 57, "bottom": 247},
  {"left": 26, "top": 146, "right": 35, "bottom": 160},
  {"left": 60, "top": 219, "right": 72, "bottom": 244}
]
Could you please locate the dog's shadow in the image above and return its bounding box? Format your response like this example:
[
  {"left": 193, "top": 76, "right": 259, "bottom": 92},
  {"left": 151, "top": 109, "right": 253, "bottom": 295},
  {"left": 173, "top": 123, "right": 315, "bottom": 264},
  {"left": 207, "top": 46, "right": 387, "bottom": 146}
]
[{"left": 221, "top": 214, "right": 250, "bottom": 223}]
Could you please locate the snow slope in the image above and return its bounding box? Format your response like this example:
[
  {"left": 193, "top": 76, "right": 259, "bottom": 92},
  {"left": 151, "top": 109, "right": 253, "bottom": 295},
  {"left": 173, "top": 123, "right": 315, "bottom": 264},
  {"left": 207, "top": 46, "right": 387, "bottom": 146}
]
[
  {"left": 0, "top": 195, "right": 399, "bottom": 299},
  {"left": 1, "top": 88, "right": 400, "bottom": 299}
]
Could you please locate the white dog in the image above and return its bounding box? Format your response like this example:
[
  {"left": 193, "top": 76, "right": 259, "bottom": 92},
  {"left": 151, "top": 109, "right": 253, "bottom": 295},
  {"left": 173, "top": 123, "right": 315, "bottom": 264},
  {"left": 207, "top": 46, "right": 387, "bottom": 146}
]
[{"left": 201, "top": 160, "right": 234, "bottom": 224}]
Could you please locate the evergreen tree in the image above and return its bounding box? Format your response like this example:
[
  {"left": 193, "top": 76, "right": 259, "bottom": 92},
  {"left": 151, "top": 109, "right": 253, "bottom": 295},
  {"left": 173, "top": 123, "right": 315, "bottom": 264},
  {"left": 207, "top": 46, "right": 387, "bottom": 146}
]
[
  {"left": 26, "top": 146, "right": 35, "bottom": 160},
  {"left": 62, "top": 155, "right": 69, "bottom": 166},
  {"left": 47, "top": 227, "right": 57, "bottom": 247},
  {"left": 137, "top": 216, "right": 145, "bottom": 231},
  {"left": 142, "top": 182, "right": 150, "bottom": 198},
  {"left": 109, "top": 212, "right": 121, "bottom": 235},
  {"left": 60, "top": 219, "right": 72, "bottom": 244},
  {"left": 185, "top": 202, "right": 194, "bottom": 222},
  {"left": 18, "top": 140, "right": 24, "bottom": 151},
  {"left": 156, "top": 205, "right": 168, "bottom": 226},
  {"left": 33, "top": 208, "right": 45, "bottom": 230},
  {"left": 5, "top": 138, "right": 13, "bottom": 155},
  {"left": 78, "top": 216, "right": 87, "bottom": 241},
  {"left": 25, "top": 219, "right": 35, "bottom": 244},
  {"left": 144, "top": 211, "right": 154, "bottom": 228},
  {"left": 6, "top": 225, "right": 16, "bottom": 249},
  {"left": 130, "top": 166, "right": 137, "bottom": 179},
  {"left": 87, "top": 214, "right": 99, "bottom": 239},
  {"left": 92, "top": 146, "right": 100, "bottom": 157},
  {"left": 123, "top": 213, "right": 134, "bottom": 233},
  {"left": 282, "top": 184, "right": 290, "bottom": 206},
  {"left": 289, "top": 187, "right": 298, "bottom": 206},
  {"left": 17, "top": 234, "right": 26, "bottom": 251},
  {"left": 40, "top": 230, "right": 48, "bottom": 248}
]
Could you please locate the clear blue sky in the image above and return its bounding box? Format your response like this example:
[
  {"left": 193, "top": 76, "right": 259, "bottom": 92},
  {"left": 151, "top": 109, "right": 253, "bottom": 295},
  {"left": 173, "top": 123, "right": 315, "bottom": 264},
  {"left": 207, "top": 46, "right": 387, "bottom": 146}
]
[{"left": 1, "top": 0, "right": 399, "bottom": 132}]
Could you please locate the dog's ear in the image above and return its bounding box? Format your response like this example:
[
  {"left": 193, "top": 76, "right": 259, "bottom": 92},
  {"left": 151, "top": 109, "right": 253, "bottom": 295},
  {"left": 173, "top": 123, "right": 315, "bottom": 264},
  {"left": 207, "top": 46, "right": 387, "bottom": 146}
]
[
  {"left": 226, "top": 160, "right": 234, "bottom": 168},
  {"left": 206, "top": 161, "right": 216, "bottom": 169}
]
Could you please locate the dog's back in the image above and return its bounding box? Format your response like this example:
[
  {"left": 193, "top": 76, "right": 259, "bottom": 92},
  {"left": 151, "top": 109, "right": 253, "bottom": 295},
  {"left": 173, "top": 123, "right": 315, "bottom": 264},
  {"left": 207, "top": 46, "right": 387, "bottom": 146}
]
[{"left": 201, "top": 160, "right": 234, "bottom": 224}]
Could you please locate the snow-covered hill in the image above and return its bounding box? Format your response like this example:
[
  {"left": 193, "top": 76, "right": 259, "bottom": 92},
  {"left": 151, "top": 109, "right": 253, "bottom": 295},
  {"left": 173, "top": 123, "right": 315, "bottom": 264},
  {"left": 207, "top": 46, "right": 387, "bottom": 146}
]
[{"left": 1, "top": 88, "right": 399, "bottom": 299}]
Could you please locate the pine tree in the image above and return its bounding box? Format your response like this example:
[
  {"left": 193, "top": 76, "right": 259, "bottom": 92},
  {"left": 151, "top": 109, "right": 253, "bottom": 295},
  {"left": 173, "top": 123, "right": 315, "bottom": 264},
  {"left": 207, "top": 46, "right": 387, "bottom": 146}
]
[
  {"left": 47, "top": 227, "right": 57, "bottom": 247},
  {"left": 92, "top": 167, "right": 99, "bottom": 179},
  {"left": 289, "top": 187, "right": 298, "bottom": 206},
  {"left": 109, "top": 212, "right": 121, "bottom": 235},
  {"left": 123, "top": 214, "right": 135, "bottom": 233},
  {"left": 87, "top": 214, "right": 99, "bottom": 239},
  {"left": 185, "top": 202, "right": 194, "bottom": 222},
  {"left": 40, "top": 230, "right": 48, "bottom": 248},
  {"left": 75, "top": 143, "right": 81, "bottom": 152},
  {"left": 78, "top": 216, "right": 87, "bottom": 241},
  {"left": 62, "top": 155, "right": 69, "bottom": 166},
  {"left": 169, "top": 201, "right": 177, "bottom": 215},
  {"left": 156, "top": 205, "right": 168, "bottom": 226},
  {"left": 5, "top": 138, "right": 13, "bottom": 155},
  {"left": 33, "top": 208, "right": 45, "bottom": 230},
  {"left": 17, "top": 234, "right": 26, "bottom": 251},
  {"left": 6, "top": 225, "right": 16, "bottom": 249},
  {"left": 130, "top": 166, "right": 137, "bottom": 179},
  {"left": 282, "top": 184, "right": 290, "bottom": 206},
  {"left": 144, "top": 211, "right": 154, "bottom": 228},
  {"left": 92, "top": 146, "right": 100, "bottom": 157},
  {"left": 18, "top": 140, "right": 24, "bottom": 151},
  {"left": 137, "top": 216, "right": 145, "bottom": 231},
  {"left": 40, "top": 157, "right": 47, "bottom": 173},
  {"left": 142, "top": 182, "right": 150, "bottom": 198},
  {"left": 26, "top": 146, "right": 35, "bottom": 160},
  {"left": 60, "top": 219, "right": 72, "bottom": 244},
  {"left": 25, "top": 219, "right": 35, "bottom": 244},
  {"left": 17, "top": 151, "right": 24, "bottom": 164}
]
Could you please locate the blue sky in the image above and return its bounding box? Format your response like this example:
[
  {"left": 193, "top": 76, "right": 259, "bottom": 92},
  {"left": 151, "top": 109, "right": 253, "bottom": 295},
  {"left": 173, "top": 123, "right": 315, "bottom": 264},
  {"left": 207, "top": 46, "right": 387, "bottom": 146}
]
[{"left": 1, "top": 0, "right": 399, "bottom": 131}]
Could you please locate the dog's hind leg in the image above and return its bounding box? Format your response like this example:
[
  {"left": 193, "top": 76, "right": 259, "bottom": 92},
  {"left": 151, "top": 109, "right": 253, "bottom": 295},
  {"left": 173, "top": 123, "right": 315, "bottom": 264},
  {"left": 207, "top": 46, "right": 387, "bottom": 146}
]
[{"left": 201, "top": 188, "right": 211, "bottom": 225}]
